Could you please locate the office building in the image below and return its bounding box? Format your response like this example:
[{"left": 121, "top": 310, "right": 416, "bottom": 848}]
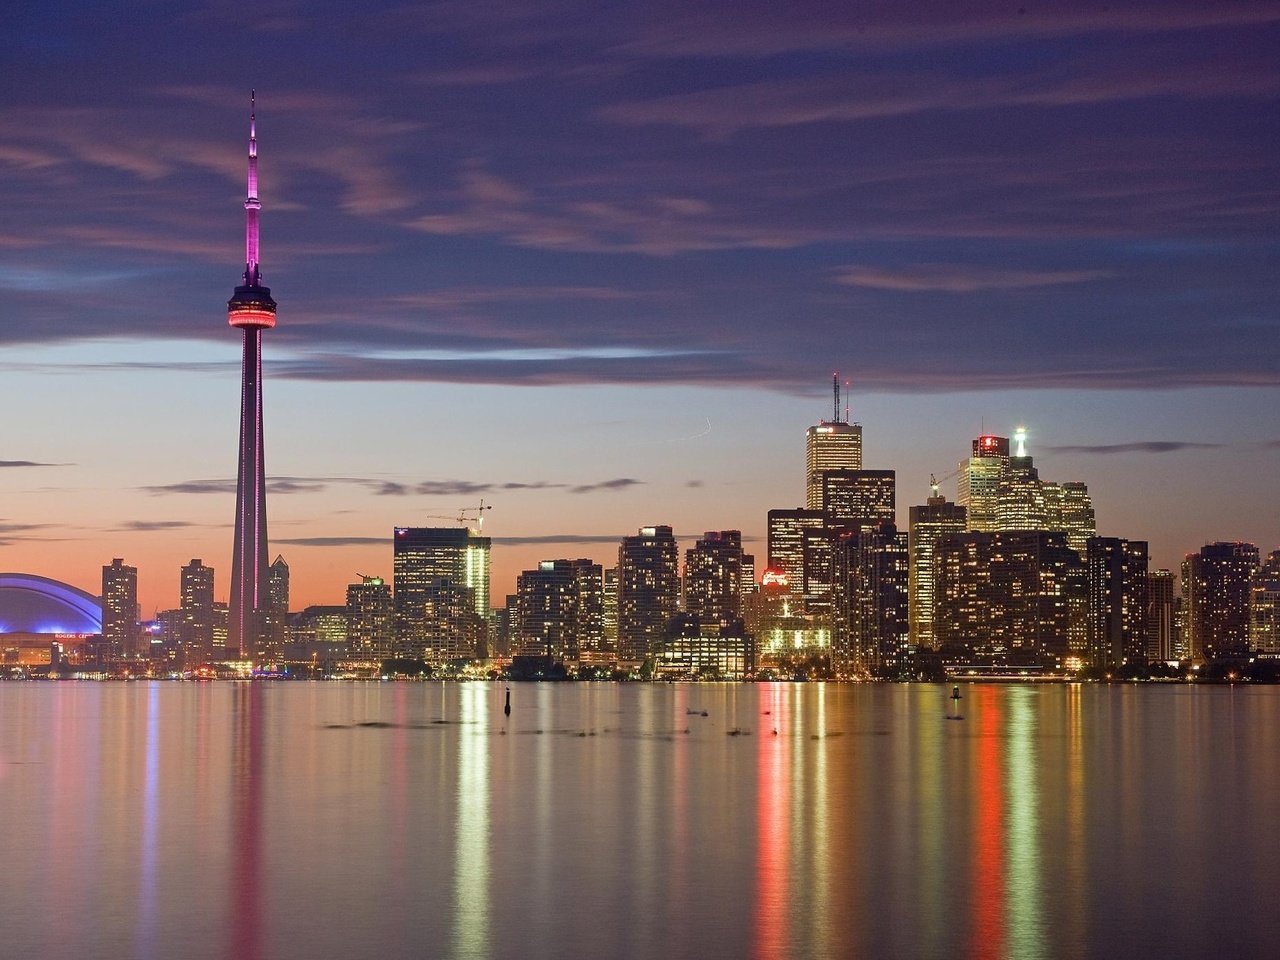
[
  {"left": 908, "top": 493, "right": 967, "bottom": 649},
  {"left": 805, "top": 375, "right": 862, "bottom": 509},
  {"left": 958, "top": 435, "right": 1009, "bottom": 532},
  {"left": 617, "top": 526, "right": 679, "bottom": 664},
  {"left": 261, "top": 554, "right": 289, "bottom": 663},
  {"left": 821, "top": 470, "right": 895, "bottom": 530},
  {"left": 766, "top": 508, "right": 826, "bottom": 602}
]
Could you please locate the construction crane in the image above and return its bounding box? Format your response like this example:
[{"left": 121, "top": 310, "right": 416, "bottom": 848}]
[
  {"left": 419, "top": 498, "right": 493, "bottom": 531},
  {"left": 929, "top": 466, "right": 962, "bottom": 499}
]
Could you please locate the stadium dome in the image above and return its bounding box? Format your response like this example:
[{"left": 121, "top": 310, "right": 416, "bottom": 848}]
[{"left": 0, "top": 573, "right": 102, "bottom": 635}]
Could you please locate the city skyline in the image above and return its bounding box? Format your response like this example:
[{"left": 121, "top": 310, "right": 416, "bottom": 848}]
[{"left": 2, "top": 2, "right": 1278, "bottom": 614}]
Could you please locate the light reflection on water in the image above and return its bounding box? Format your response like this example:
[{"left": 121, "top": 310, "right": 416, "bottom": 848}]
[{"left": 2, "top": 682, "right": 1280, "bottom": 960}]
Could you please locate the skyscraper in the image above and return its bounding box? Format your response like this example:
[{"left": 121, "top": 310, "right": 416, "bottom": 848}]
[
  {"left": 958, "top": 435, "right": 1009, "bottom": 532},
  {"left": 1249, "top": 551, "right": 1280, "bottom": 657},
  {"left": 1183, "top": 542, "right": 1260, "bottom": 662},
  {"left": 1146, "top": 569, "right": 1178, "bottom": 662},
  {"left": 347, "top": 575, "right": 394, "bottom": 666},
  {"left": 1086, "top": 537, "right": 1149, "bottom": 670},
  {"left": 805, "top": 376, "right": 862, "bottom": 509},
  {"left": 766, "top": 508, "right": 826, "bottom": 597},
  {"left": 514, "top": 559, "right": 605, "bottom": 662},
  {"left": 101, "top": 558, "right": 138, "bottom": 662},
  {"left": 261, "top": 554, "right": 289, "bottom": 662},
  {"left": 228, "top": 93, "right": 277, "bottom": 661},
  {"left": 684, "top": 530, "right": 746, "bottom": 630},
  {"left": 908, "top": 492, "right": 967, "bottom": 649},
  {"left": 617, "top": 526, "right": 679, "bottom": 664},
  {"left": 834, "top": 522, "right": 909, "bottom": 676},
  {"left": 821, "top": 470, "right": 896, "bottom": 530},
  {"left": 393, "top": 526, "right": 491, "bottom": 654},
  {"left": 180, "top": 559, "right": 215, "bottom": 663}
]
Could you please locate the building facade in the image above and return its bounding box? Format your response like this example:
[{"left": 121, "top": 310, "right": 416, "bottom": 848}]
[{"left": 617, "top": 526, "right": 679, "bottom": 664}]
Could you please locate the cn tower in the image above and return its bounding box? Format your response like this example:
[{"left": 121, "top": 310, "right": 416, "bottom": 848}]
[{"left": 227, "top": 92, "right": 276, "bottom": 661}]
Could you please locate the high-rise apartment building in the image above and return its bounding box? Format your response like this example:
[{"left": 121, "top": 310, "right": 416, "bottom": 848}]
[
  {"left": 1183, "top": 542, "right": 1259, "bottom": 661},
  {"left": 1086, "top": 537, "right": 1149, "bottom": 669},
  {"left": 908, "top": 493, "right": 967, "bottom": 649},
  {"left": 617, "top": 526, "right": 679, "bottom": 664},
  {"left": 514, "top": 559, "right": 604, "bottom": 662},
  {"left": 101, "top": 558, "right": 138, "bottom": 662},
  {"left": 958, "top": 435, "right": 1009, "bottom": 532},
  {"left": 419, "top": 578, "right": 487, "bottom": 662},
  {"left": 821, "top": 470, "right": 896, "bottom": 530},
  {"left": 393, "top": 526, "right": 491, "bottom": 654},
  {"left": 261, "top": 554, "right": 290, "bottom": 663},
  {"left": 346, "top": 575, "right": 394, "bottom": 665},
  {"left": 1250, "top": 551, "right": 1280, "bottom": 657},
  {"left": 934, "top": 530, "right": 1086, "bottom": 663},
  {"left": 602, "top": 567, "right": 619, "bottom": 653},
  {"left": 180, "top": 559, "right": 216, "bottom": 663},
  {"left": 834, "top": 523, "right": 909, "bottom": 676},
  {"left": 684, "top": 531, "right": 746, "bottom": 630},
  {"left": 1146, "top": 569, "right": 1178, "bottom": 662}
]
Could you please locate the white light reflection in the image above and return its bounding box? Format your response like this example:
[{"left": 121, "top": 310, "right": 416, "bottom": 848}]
[{"left": 451, "top": 683, "right": 491, "bottom": 960}]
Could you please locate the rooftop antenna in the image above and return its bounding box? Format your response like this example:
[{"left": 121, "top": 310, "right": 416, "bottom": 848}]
[
  {"left": 844, "top": 379, "right": 850, "bottom": 423},
  {"left": 832, "top": 373, "right": 840, "bottom": 423}
]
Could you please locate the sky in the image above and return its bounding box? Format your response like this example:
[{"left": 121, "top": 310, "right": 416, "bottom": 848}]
[{"left": 1, "top": 1, "right": 1277, "bottom": 615}]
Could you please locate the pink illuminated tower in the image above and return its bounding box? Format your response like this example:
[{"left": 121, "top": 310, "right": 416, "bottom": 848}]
[{"left": 227, "top": 92, "right": 276, "bottom": 660}]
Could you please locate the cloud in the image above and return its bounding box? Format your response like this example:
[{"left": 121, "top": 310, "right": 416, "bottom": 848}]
[
  {"left": 568, "top": 478, "right": 643, "bottom": 494},
  {"left": 1046, "top": 441, "right": 1226, "bottom": 454},
  {"left": 835, "top": 264, "right": 1108, "bottom": 293},
  {"left": 114, "top": 520, "right": 202, "bottom": 531},
  {"left": 272, "top": 536, "right": 389, "bottom": 547},
  {"left": 491, "top": 534, "right": 630, "bottom": 545},
  {"left": 0, "top": 460, "right": 67, "bottom": 468}
]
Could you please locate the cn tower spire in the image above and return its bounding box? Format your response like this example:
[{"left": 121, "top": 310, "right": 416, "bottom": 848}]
[
  {"left": 228, "top": 92, "right": 277, "bottom": 662},
  {"left": 245, "top": 90, "right": 261, "bottom": 287}
]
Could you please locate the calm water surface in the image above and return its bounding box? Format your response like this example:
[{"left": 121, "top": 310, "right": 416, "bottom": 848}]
[{"left": 1, "top": 682, "right": 1277, "bottom": 960}]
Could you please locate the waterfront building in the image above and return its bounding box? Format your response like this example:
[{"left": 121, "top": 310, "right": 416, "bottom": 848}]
[
  {"left": 617, "top": 526, "right": 679, "bottom": 664},
  {"left": 834, "top": 522, "right": 909, "bottom": 676},
  {"left": 179, "top": 559, "right": 216, "bottom": 664},
  {"left": 1086, "top": 537, "right": 1149, "bottom": 670},
  {"left": 419, "top": 578, "right": 487, "bottom": 662},
  {"left": 514, "top": 559, "right": 604, "bottom": 663},
  {"left": 1249, "top": 550, "right": 1280, "bottom": 657},
  {"left": 908, "top": 492, "right": 967, "bottom": 649},
  {"left": 934, "top": 530, "right": 1086, "bottom": 665},
  {"left": 744, "top": 567, "right": 831, "bottom": 662},
  {"left": 657, "top": 613, "right": 752, "bottom": 679},
  {"left": 346, "top": 576, "right": 394, "bottom": 666},
  {"left": 602, "top": 567, "right": 619, "bottom": 653},
  {"left": 227, "top": 94, "right": 278, "bottom": 661},
  {"left": 1146, "top": 569, "right": 1179, "bottom": 662},
  {"left": 261, "top": 554, "right": 289, "bottom": 662},
  {"left": 684, "top": 530, "right": 746, "bottom": 629},
  {"left": 393, "top": 526, "right": 491, "bottom": 654},
  {"left": 958, "top": 435, "right": 1009, "bottom": 532},
  {"left": 1182, "top": 542, "right": 1260, "bottom": 661},
  {"left": 288, "top": 605, "right": 348, "bottom": 646},
  {"left": 101, "top": 558, "right": 138, "bottom": 662}
]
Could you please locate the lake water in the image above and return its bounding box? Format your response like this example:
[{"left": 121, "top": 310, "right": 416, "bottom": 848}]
[{"left": 1, "top": 682, "right": 1277, "bottom": 960}]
